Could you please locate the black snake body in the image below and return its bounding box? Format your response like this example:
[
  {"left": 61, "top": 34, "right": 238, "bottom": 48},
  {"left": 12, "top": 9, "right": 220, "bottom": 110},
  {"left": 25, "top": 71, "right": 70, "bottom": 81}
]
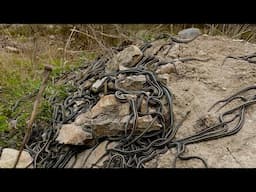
[{"left": 24, "top": 34, "right": 256, "bottom": 168}]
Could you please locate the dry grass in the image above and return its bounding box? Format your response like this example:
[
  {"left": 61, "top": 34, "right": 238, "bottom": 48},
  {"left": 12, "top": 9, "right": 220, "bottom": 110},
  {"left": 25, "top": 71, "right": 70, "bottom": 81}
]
[{"left": 0, "top": 25, "right": 98, "bottom": 146}]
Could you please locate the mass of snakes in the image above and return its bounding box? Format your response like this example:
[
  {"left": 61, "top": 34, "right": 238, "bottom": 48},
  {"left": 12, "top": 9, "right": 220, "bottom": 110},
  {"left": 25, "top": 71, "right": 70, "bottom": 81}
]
[{"left": 15, "top": 32, "right": 256, "bottom": 168}]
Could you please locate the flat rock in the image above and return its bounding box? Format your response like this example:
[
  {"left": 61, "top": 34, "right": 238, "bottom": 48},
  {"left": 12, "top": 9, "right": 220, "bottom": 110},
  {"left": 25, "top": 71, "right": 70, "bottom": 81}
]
[
  {"left": 56, "top": 124, "right": 93, "bottom": 145},
  {"left": 119, "top": 75, "right": 146, "bottom": 91},
  {"left": 65, "top": 141, "right": 118, "bottom": 168},
  {"left": 0, "top": 148, "right": 33, "bottom": 168},
  {"left": 85, "top": 141, "right": 118, "bottom": 168}
]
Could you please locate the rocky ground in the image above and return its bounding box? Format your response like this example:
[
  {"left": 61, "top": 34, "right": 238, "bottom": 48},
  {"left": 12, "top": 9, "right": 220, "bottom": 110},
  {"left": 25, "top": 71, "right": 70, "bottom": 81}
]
[
  {"left": 1, "top": 31, "right": 256, "bottom": 168},
  {"left": 145, "top": 34, "right": 256, "bottom": 168},
  {"left": 65, "top": 34, "right": 256, "bottom": 168}
]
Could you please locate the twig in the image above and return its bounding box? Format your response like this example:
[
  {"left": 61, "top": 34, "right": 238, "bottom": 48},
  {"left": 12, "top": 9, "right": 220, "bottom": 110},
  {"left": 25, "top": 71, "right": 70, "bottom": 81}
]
[
  {"left": 71, "top": 28, "right": 95, "bottom": 41},
  {"left": 226, "top": 147, "right": 243, "bottom": 168},
  {"left": 95, "top": 30, "right": 123, "bottom": 39},
  {"left": 113, "top": 24, "right": 130, "bottom": 39},
  {"left": 232, "top": 29, "right": 251, "bottom": 39},
  {"left": 87, "top": 25, "right": 114, "bottom": 57},
  {"left": 71, "top": 28, "right": 107, "bottom": 53},
  {"left": 13, "top": 65, "right": 53, "bottom": 168},
  {"left": 148, "top": 24, "right": 163, "bottom": 33},
  {"left": 63, "top": 26, "right": 77, "bottom": 69}
]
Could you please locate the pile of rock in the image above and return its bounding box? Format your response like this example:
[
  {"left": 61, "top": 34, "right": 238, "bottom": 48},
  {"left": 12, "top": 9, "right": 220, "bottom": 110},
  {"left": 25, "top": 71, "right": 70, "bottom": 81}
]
[
  {"left": 0, "top": 28, "right": 204, "bottom": 168},
  {"left": 55, "top": 39, "right": 179, "bottom": 148}
]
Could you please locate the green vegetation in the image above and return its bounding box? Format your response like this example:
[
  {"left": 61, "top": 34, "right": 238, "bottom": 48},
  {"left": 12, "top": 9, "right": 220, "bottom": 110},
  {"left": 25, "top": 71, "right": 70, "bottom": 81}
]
[{"left": 0, "top": 116, "right": 8, "bottom": 131}]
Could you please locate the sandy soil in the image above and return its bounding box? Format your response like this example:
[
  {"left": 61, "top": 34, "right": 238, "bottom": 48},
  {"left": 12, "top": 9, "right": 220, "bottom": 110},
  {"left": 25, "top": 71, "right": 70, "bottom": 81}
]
[{"left": 144, "top": 34, "right": 256, "bottom": 168}]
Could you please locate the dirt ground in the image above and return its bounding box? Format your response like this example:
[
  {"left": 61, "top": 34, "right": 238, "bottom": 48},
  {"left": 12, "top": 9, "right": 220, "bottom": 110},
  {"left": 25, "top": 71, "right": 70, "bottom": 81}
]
[{"left": 144, "top": 34, "right": 256, "bottom": 168}]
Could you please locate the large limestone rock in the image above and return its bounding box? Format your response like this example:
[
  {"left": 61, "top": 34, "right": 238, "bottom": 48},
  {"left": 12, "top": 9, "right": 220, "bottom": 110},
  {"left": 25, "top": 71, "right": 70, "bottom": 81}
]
[
  {"left": 74, "top": 94, "right": 162, "bottom": 138},
  {"left": 75, "top": 94, "right": 130, "bottom": 125},
  {"left": 105, "top": 45, "right": 143, "bottom": 73},
  {"left": 75, "top": 95, "right": 130, "bottom": 123},
  {"left": 56, "top": 124, "right": 93, "bottom": 145},
  {"left": 0, "top": 148, "right": 33, "bottom": 168}
]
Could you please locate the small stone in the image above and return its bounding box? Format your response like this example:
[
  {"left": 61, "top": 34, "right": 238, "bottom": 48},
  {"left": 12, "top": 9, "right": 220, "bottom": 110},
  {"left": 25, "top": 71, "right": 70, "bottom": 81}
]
[
  {"left": 156, "top": 63, "right": 176, "bottom": 75},
  {"left": 177, "top": 28, "right": 202, "bottom": 39},
  {"left": 5, "top": 46, "right": 20, "bottom": 53},
  {"left": 48, "top": 25, "right": 54, "bottom": 29},
  {"left": 9, "top": 119, "right": 18, "bottom": 129},
  {"left": 49, "top": 35, "right": 55, "bottom": 39},
  {"left": 0, "top": 148, "right": 33, "bottom": 168},
  {"left": 91, "top": 77, "right": 108, "bottom": 93},
  {"left": 194, "top": 112, "right": 217, "bottom": 131},
  {"left": 56, "top": 124, "right": 93, "bottom": 145}
]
